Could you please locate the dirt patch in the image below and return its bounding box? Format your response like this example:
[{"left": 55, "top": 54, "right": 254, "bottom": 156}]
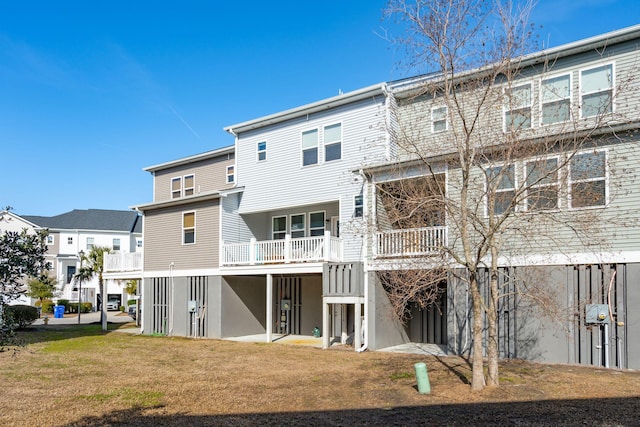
[{"left": 1, "top": 326, "right": 638, "bottom": 426}]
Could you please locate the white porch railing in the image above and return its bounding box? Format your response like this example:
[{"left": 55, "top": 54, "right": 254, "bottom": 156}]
[
  {"left": 374, "top": 226, "right": 448, "bottom": 258},
  {"left": 222, "top": 231, "right": 343, "bottom": 266},
  {"left": 104, "top": 252, "right": 143, "bottom": 273}
]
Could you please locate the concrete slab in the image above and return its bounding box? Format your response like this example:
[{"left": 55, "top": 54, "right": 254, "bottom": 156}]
[{"left": 378, "top": 342, "right": 448, "bottom": 356}]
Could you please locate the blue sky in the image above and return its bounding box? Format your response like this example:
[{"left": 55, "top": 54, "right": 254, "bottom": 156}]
[{"left": 1, "top": 1, "right": 639, "bottom": 216}]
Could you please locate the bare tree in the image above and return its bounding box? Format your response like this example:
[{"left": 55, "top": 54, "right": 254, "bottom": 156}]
[{"left": 380, "top": 0, "right": 638, "bottom": 390}]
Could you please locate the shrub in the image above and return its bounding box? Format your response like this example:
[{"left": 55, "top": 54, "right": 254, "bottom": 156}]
[
  {"left": 41, "top": 299, "right": 54, "bottom": 314},
  {"left": 81, "top": 302, "right": 92, "bottom": 313},
  {"left": 127, "top": 299, "right": 137, "bottom": 306},
  {"left": 57, "top": 299, "right": 69, "bottom": 312},
  {"left": 3, "top": 305, "right": 39, "bottom": 328}
]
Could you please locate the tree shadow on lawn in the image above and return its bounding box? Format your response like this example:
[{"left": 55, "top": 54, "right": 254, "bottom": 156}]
[
  {"left": 15, "top": 322, "right": 139, "bottom": 346},
  {"left": 65, "top": 397, "right": 640, "bottom": 426}
]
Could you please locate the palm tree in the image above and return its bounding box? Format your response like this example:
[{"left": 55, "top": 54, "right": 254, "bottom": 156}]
[{"left": 76, "top": 246, "right": 111, "bottom": 331}]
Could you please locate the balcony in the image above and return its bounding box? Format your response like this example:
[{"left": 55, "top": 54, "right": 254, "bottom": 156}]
[
  {"left": 104, "top": 252, "right": 142, "bottom": 273},
  {"left": 374, "top": 226, "right": 448, "bottom": 258},
  {"left": 222, "top": 231, "right": 343, "bottom": 266}
]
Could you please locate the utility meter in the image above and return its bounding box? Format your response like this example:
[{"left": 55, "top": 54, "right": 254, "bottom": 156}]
[
  {"left": 281, "top": 299, "right": 291, "bottom": 311},
  {"left": 585, "top": 304, "right": 609, "bottom": 324},
  {"left": 187, "top": 300, "right": 197, "bottom": 313}
]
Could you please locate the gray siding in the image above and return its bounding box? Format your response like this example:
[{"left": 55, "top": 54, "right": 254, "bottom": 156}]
[{"left": 144, "top": 199, "right": 220, "bottom": 271}]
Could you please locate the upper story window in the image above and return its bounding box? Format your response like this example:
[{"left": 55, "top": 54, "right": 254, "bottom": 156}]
[
  {"left": 86, "top": 237, "right": 95, "bottom": 250},
  {"left": 432, "top": 106, "right": 448, "bottom": 133},
  {"left": 68, "top": 236, "right": 73, "bottom": 245},
  {"left": 504, "top": 83, "right": 532, "bottom": 132},
  {"left": 487, "top": 164, "right": 516, "bottom": 215},
  {"left": 46, "top": 235, "right": 54, "bottom": 245},
  {"left": 580, "top": 64, "right": 613, "bottom": 118},
  {"left": 226, "top": 165, "right": 235, "bottom": 183},
  {"left": 290, "top": 214, "right": 305, "bottom": 238},
  {"left": 171, "top": 177, "right": 182, "bottom": 199},
  {"left": 184, "top": 175, "right": 194, "bottom": 196},
  {"left": 525, "top": 157, "right": 559, "bottom": 211},
  {"left": 112, "top": 238, "right": 121, "bottom": 251},
  {"left": 354, "top": 194, "right": 363, "bottom": 218},
  {"left": 324, "top": 123, "right": 342, "bottom": 162},
  {"left": 302, "top": 129, "right": 319, "bottom": 166},
  {"left": 183, "top": 212, "right": 195, "bottom": 244},
  {"left": 272, "top": 216, "right": 286, "bottom": 240},
  {"left": 569, "top": 151, "right": 607, "bottom": 208},
  {"left": 309, "top": 211, "right": 326, "bottom": 236},
  {"left": 257, "top": 141, "right": 267, "bottom": 161},
  {"left": 541, "top": 74, "right": 571, "bottom": 125}
]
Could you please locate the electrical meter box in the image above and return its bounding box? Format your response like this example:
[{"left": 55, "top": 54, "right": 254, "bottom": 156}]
[
  {"left": 585, "top": 304, "right": 609, "bottom": 324},
  {"left": 280, "top": 299, "right": 291, "bottom": 311},
  {"left": 187, "top": 300, "right": 197, "bottom": 313}
]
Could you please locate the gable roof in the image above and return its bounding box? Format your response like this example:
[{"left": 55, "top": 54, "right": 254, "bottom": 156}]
[
  {"left": 143, "top": 145, "right": 234, "bottom": 173},
  {"left": 22, "top": 209, "right": 141, "bottom": 233}
]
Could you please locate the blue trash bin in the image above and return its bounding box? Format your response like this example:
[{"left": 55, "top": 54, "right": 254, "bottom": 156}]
[{"left": 54, "top": 305, "right": 64, "bottom": 319}]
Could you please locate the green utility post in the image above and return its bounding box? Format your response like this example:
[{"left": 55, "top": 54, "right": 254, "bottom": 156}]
[{"left": 414, "top": 362, "right": 431, "bottom": 394}]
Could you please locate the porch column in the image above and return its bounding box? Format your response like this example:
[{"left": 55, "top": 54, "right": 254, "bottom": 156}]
[
  {"left": 266, "top": 274, "right": 273, "bottom": 343},
  {"left": 322, "top": 299, "right": 330, "bottom": 349},
  {"left": 354, "top": 301, "right": 362, "bottom": 350},
  {"left": 341, "top": 304, "right": 348, "bottom": 344}
]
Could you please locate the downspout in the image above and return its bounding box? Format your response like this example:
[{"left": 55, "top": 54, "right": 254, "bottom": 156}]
[
  {"left": 169, "top": 262, "right": 175, "bottom": 336},
  {"left": 357, "top": 168, "right": 369, "bottom": 353}
]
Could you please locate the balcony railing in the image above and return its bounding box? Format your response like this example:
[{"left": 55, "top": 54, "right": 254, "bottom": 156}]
[
  {"left": 104, "top": 252, "right": 143, "bottom": 273},
  {"left": 222, "top": 231, "right": 343, "bottom": 266},
  {"left": 374, "top": 226, "right": 448, "bottom": 258}
]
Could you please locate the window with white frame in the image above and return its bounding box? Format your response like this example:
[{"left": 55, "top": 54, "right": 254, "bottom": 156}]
[
  {"left": 86, "top": 237, "right": 95, "bottom": 250},
  {"left": 226, "top": 165, "right": 235, "bottom": 183},
  {"left": 46, "top": 235, "right": 54, "bottom": 245},
  {"left": 183, "top": 212, "right": 195, "bottom": 244},
  {"left": 112, "top": 238, "right": 121, "bottom": 251},
  {"left": 324, "top": 123, "right": 342, "bottom": 162},
  {"left": 257, "top": 141, "right": 267, "bottom": 161},
  {"left": 504, "top": 83, "right": 532, "bottom": 131},
  {"left": 136, "top": 239, "right": 143, "bottom": 248},
  {"left": 68, "top": 236, "right": 73, "bottom": 245},
  {"left": 290, "top": 214, "right": 305, "bottom": 238},
  {"left": 581, "top": 64, "right": 613, "bottom": 118},
  {"left": 184, "top": 175, "right": 194, "bottom": 196},
  {"left": 432, "top": 106, "right": 447, "bottom": 132},
  {"left": 569, "top": 151, "right": 607, "bottom": 208},
  {"left": 272, "top": 216, "right": 286, "bottom": 240},
  {"left": 171, "top": 177, "right": 182, "bottom": 199},
  {"left": 309, "top": 211, "right": 325, "bottom": 236},
  {"left": 487, "top": 165, "right": 516, "bottom": 215},
  {"left": 354, "top": 194, "right": 363, "bottom": 217},
  {"left": 541, "top": 74, "right": 571, "bottom": 125},
  {"left": 525, "top": 157, "right": 559, "bottom": 211},
  {"left": 302, "top": 129, "right": 319, "bottom": 166}
]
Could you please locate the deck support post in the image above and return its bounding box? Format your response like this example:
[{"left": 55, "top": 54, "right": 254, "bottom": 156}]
[{"left": 266, "top": 273, "right": 273, "bottom": 343}]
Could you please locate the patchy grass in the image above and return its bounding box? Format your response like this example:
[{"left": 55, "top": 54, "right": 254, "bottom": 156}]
[{"left": 0, "top": 326, "right": 639, "bottom": 426}]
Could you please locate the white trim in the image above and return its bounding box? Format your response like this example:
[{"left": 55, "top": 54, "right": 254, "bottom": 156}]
[
  {"left": 309, "top": 210, "right": 326, "bottom": 236},
  {"left": 484, "top": 162, "right": 517, "bottom": 216},
  {"left": 272, "top": 215, "right": 287, "bottom": 240},
  {"left": 226, "top": 164, "right": 235, "bottom": 183},
  {"left": 46, "top": 234, "right": 55, "bottom": 245},
  {"left": 289, "top": 213, "right": 306, "bottom": 238},
  {"left": 183, "top": 174, "right": 195, "bottom": 197},
  {"left": 301, "top": 127, "right": 319, "bottom": 167},
  {"left": 523, "top": 155, "right": 561, "bottom": 212},
  {"left": 539, "top": 72, "right": 572, "bottom": 126},
  {"left": 503, "top": 81, "right": 533, "bottom": 132},
  {"left": 567, "top": 149, "right": 609, "bottom": 209},
  {"left": 431, "top": 105, "right": 448, "bottom": 133},
  {"left": 323, "top": 121, "right": 343, "bottom": 162},
  {"left": 182, "top": 211, "right": 196, "bottom": 245},
  {"left": 257, "top": 141, "right": 267, "bottom": 162},
  {"left": 579, "top": 61, "right": 615, "bottom": 119},
  {"left": 220, "top": 262, "right": 325, "bottom": 275},
  {"left": 143, "top": 268, "right": 221, "bottom": 278},
  {"left": 171, "top": 176, "right": 182, "bottom": 199}
]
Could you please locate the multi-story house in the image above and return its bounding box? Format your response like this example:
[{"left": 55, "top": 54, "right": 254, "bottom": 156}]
[
  {"left": 23, "top": 209, "right": 142, "bottom": 310},
  {"left": 360, "top": 25, "right": 640, "bottom": 368}
]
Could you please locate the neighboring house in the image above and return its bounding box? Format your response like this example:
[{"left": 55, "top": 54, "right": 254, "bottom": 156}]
[
  {"left": 0, "top": 210, "right": 40, "bottom": 305},
  {"left": 360, "top": 25, "right": 640, "bottom": 368},
  {"left": 24, "top": 209, "right": 142, "bottom": 310}
]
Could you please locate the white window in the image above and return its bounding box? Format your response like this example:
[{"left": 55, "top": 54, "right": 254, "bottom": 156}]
[
  {"left": 432, "top": 106, "right": 447, "bottom": 133},
  {"left": 226, "top": 165, "right": 235, "bottom": 183},
  {"left": 86, "top": 237, "right": 95, "bottom": 250},
  {"left": 183, "top": 212, "right": 195, "bottom": 244},
  {"left": 302, "top": 129, "right": 319, "bottom": 166},
  {"left": 136, "top": 239, "right": 143, "bottom": 248},
  {"left": 504, "top": 83, "right": 532, "bottom": 131},
  {"left": 354, "top": 194, "right": 363, "bottom": 218},
  {"left": 46, "top": 235, "right": 54, "bottom": 245},
  {"left": 290, "top": 214, "right": 305, "bottom": 238},
  {"left": 525, "top": 158, "right": 559, "bottom": 211},
  {"left": 569, "top": 151, "right": 607, "bottom": 208},
  {"left": 324, "top": 123, "right": 342, "bottom": 162},
  {"left": 272, "top": 216, "right": 286, "bottom": 240},
  {"left": 184, "top": 175, "right": 194, "bottom": 196},
  {"left": 541, "top": 74, "right": 571, "bottom": 125},
  {"left": 171, "top": 177, "right": 182, "bottom": 199},
  {"left": 112, "top": 238, "right": 121, "bottom": 251},
  {"left": 68, "top": 236, "right": 73, "bottom": 245},
  {"left": 581, "top": 64, "right": 613, "bottom": 118},
  {"left": 486, "top": 165, "right": 516, "bottom": 215},
  {"left": 257, "top": 141, "right": 267, "bottom": 161},
  {"left": 309, "top": 211, "right": 325, "bottom": 236}
]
